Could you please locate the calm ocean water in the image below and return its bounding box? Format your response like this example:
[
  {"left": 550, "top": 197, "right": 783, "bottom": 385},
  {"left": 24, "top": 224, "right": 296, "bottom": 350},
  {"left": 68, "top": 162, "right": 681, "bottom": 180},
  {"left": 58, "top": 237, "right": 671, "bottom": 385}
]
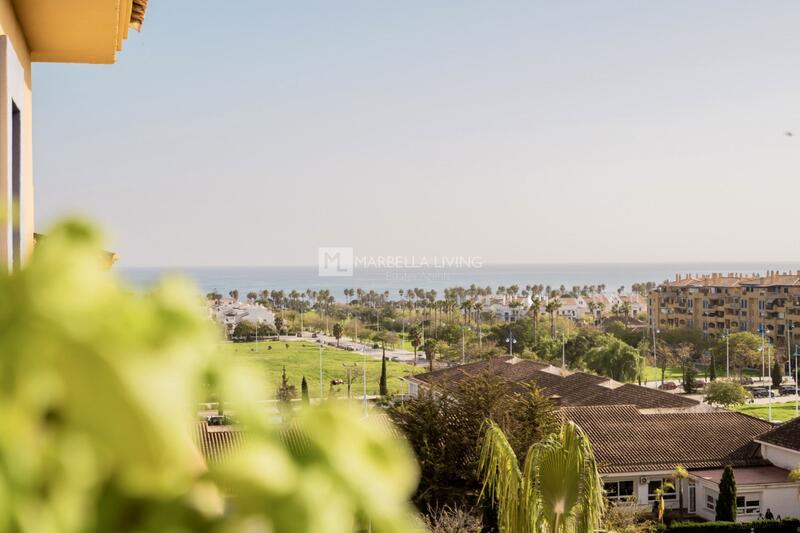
[{"left": 119, "top": 262, "right": 800, "bottom": 299}]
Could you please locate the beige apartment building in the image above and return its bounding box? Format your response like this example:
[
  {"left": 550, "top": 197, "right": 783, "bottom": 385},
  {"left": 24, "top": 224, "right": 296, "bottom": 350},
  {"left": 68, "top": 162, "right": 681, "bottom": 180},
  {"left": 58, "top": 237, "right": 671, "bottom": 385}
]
[
  {"left": 649, "top": 271, "right": 800, "bottom": 356},
  {"left": 0, "top": 0, "right": 147, "bottom": 272}
]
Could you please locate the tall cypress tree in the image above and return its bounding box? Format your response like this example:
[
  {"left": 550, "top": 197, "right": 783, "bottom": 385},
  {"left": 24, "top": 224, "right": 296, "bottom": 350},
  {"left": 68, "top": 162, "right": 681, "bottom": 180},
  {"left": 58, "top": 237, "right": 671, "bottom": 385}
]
[
  {"left": 715, "top": 465, "right": 737, "bottom": 522},
  {"left": 772, "top": 358, "right": 783, "bottom": 389},
  {"left": 301, "top": 375, "right": 310, "bottom": 404},
  {"left": 379, "top": 355, "right": 388, "bottom": 397}
]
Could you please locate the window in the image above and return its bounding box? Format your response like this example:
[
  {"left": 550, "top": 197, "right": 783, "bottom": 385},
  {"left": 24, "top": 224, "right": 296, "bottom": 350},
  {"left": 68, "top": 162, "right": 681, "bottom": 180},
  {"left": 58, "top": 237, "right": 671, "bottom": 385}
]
[
  {"left": 736, "top": 495, "right": 760, "bottom": 516},
  {"left": 741, "top": 300, "right": 748, "bottom": 309},
  {"left": 706, "top": 493, "right": 716, "bottom": 511},
  {"left": 604, "top": 480, "right": 635, "bottom": 503},
  {"left": 647, "top": 479, "right": 676, "bottom": 501}
]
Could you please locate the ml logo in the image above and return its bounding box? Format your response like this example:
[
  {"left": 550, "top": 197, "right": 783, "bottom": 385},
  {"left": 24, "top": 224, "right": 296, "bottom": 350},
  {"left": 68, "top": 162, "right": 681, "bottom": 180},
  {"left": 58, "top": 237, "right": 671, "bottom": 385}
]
[{"left": 318, "top": 247, "right": 354, "bottom": 277}]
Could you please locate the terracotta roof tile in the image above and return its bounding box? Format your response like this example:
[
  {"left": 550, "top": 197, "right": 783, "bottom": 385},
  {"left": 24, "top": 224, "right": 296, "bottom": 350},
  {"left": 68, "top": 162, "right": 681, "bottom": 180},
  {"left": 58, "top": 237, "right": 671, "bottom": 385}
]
[
  {"left": 561, "top": 405, "right": 773, "bottom": 474},
  {"left": 756, "top": 417, "right": 800, "bottom": 452}
]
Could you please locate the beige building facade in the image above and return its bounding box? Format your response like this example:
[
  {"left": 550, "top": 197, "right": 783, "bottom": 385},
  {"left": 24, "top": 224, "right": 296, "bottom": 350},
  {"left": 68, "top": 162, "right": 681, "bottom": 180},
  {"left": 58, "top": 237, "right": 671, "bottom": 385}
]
[
  {"left": 649, "top": 271, "right": 800, "bottom": 356},
  {"left": 0, "top": 0, "right": 146, "bottom": 271}
]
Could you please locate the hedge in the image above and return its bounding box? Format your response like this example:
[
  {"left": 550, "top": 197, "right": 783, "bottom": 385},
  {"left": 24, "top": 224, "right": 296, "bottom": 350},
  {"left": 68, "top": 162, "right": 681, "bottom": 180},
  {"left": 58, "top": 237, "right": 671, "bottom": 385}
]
[{"left": 667, "top": 518, "right": 800, "bottom": 532}]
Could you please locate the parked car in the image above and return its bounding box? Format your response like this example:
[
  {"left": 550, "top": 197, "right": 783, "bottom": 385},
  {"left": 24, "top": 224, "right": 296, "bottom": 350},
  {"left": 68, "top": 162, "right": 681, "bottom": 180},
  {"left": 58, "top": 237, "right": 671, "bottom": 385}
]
[
  {"left": 739, "top": 376, "right": 754, "bottom": 385},
  {"left": 311, "top": 333, "right": 318, "bottom": 338},
  {"left": 750, "top": 387, "right": 779, "bottom": 398},
  {"left": 780, "top": 384, "right": 798, "bottom": 396},
  {"left": 693, "top": 380, "right": 707, "bottom": 390},
  {"left": 658, "top": 382, "right": 678, "bottom": 390}
]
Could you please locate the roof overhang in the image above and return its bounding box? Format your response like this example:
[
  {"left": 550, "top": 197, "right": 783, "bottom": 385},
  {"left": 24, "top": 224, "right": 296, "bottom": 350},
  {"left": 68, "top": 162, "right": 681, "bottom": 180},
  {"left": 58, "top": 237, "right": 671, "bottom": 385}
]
[{"left": 12, "top": 0, "right": 148, "bottom": 64}]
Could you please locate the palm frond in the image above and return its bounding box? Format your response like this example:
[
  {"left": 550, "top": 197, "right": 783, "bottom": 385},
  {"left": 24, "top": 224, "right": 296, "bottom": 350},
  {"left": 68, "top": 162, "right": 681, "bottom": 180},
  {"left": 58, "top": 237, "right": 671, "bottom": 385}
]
[{"left": 479, "top": 421, "right": 526, "bottom": 533}]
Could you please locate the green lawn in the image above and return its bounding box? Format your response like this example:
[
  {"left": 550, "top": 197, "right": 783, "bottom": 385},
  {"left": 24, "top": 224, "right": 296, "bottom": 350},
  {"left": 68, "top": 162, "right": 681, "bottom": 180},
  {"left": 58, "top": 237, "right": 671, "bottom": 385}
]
[
  {"left": 642, "top": 365, "right": 761, "bottom": 383},
  {"left": 642, "top": 366, "right": 685, "bottom": 382},
  {"left": 730, "top": 401, "right": 800, "bottom": 423},
  {"left": 218, "top": 340, "right": 422, "bottom": 398}
]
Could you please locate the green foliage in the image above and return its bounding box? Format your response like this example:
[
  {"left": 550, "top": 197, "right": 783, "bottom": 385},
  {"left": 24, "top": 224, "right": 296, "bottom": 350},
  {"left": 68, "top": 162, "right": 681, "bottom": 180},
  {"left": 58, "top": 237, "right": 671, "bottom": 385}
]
[
  {"left": 715, "top": 465, "right": 736, "bottom": 522},
  {"left": 479, "top": 421, "right": 606, "bottom": 533},
  {"left": 0, "top": 220, "right": 420, "bottom": 533},
  {"left": 704, "top": 381, "right": 748, "bottom": 407},
  {"left": 274, "top": 315, "right": 285, "bottom": 334},
  {"left": 603, "top": 320, "right": 644, "bottom": 347},
  {"left": 772, "top": 357, "right": 784, "bottom": 388},
  {"left": 332, "top": 322, "right": 344, "bottom": 345},
  {"left": 232, "top": 320, "right": 276, "bottom": 340},
  {"left": 563, "top": 330, "right": 605, "bottom": 369},
  {"left": 712, "top": 332, "right": 761, "bottom": 375},
  {"left": 667, "top": 519, "right": 800, "bottom": 532},
  {"left": 379, "top": 355, "right": 388, "bottom": 396},
  {"left": 388, "top": 373, "right": 558, "bottom": 513},
  {"left": 682, "top": 364, "right": 698, "bottom": 394},
  {"left": 490, "top": 317, "right": 538, "bottom": 353},
  {"left": 424, "top": 338, "right": 438, "bottom": 371},
  {"left": 585, "top": 335, "right": 644, "bottom": 382},
  {"left": 276, "top": 365, "right": 297, "bottom": 403},
  {"left": 659, "top": 328, "right": 710, "bottom": 353}
]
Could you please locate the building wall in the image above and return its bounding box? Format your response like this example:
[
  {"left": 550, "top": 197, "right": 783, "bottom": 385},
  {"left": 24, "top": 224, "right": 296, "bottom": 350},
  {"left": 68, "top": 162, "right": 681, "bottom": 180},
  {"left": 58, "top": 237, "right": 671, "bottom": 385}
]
[
  {"left": 759, "top": 443, "right": 800, "bottom": 471},
  {"left": 0, "top": 1, "right": 32, "bottom": 271},
  {"left": 692, "top": 477, "right": 799, "bottom": 522},
  {"left": 649, "top": 275, "right": 800, "bottom": 357}
]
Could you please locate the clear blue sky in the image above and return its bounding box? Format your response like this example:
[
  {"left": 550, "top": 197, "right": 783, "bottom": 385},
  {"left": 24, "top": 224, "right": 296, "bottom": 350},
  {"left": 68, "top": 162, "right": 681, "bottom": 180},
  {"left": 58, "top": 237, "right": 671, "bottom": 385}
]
[{"left": 33, "top": 1, "right": 800, "bottom": 267}]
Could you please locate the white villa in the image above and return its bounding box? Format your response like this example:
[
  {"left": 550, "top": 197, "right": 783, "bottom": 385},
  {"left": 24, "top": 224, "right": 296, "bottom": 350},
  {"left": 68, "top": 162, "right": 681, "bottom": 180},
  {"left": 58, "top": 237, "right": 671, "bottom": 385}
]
[{"left": 407, "top": 357, "right": 800, "bottom": 522}]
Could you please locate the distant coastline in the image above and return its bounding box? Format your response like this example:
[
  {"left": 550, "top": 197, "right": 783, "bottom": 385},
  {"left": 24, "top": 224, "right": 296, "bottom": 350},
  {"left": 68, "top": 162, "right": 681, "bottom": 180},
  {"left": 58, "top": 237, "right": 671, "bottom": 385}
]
[{"left": 120, "top": 262, "right": 800, "bottom": 299}]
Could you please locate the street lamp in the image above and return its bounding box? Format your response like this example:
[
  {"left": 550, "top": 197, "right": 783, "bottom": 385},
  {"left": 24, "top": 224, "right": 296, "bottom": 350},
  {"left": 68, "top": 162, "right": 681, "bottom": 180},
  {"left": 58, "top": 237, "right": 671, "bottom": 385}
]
[
  {"left": 723, "top": 329, "right": 730, "bottom": 380},
  {"left": 361, "top": 347, "right": 368, "bottom": 418},
  {"left": 319, "top": 344, "right": 324, "bottom": 398},
  {"left": 505, "top": 329, "right": 517, "bottom": 357},
  {"left": 794, "top": 344, "right": 799, "bottom": 418},
  {"left": 758, "top": 323, "right": 766, "bottom": 380},
  {"left": 561, "top": 332, "right": 566, "bottom": 369}
]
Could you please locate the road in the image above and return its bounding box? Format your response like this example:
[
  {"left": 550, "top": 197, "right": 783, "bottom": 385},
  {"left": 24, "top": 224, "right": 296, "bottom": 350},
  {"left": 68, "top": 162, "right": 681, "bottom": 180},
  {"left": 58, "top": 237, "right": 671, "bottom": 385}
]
[{"left": 282, "top": 331, "right": 422, "bottom": 365}]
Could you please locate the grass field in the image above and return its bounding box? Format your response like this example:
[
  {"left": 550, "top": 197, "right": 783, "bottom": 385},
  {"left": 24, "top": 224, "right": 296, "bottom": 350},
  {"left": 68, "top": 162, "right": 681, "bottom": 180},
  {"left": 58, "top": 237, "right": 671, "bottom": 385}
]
[
  {"left": 218, "top": 340, "right": 422, "bottom": 398},
  {"left": 730, "top": 401, "right": 800, "bottom": 423},
  {"left": 642, "top": 365, "right": 762, "bottom": 383}
]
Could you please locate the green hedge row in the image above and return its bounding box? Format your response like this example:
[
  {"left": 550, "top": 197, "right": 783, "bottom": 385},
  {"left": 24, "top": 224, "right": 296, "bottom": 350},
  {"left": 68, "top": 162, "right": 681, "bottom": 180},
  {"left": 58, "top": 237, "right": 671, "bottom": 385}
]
[{"left": 667, "top": 519, "right": 800, "bottom": 532}]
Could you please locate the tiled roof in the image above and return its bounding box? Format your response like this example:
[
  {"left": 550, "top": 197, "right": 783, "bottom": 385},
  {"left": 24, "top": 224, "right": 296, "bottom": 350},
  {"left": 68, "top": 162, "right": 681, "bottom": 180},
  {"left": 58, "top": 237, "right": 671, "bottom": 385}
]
[
  {"left": 413, "top": 356, "right": 548, "bottom": 387},
  {"left": 663, "top": 273, "right": 800, "bottom": 289},
  {"left": 412, "top": 360, "right": 698, "bottom": 410},
  {"left": 755, "top": 417, "right": 800, "bottom": 452},
  {"left": 194, "top": 422, "right": 246, "bottom": 465},
  {"left": 561, "top": 405, "right": 773, "bottom": 474},
  {"left": 193, "top": 414, "right": 400, "bottom": 466},
  {"left": 571, "top": 384, "right": 698, "bottom": 409}
]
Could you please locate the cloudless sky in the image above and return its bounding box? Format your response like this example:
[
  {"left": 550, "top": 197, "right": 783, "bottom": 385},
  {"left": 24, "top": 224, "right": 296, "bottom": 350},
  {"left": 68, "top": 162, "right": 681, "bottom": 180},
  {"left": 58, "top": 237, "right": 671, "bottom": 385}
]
[{"left": 33, "top": 1, "right": 800, "bottom": 267}]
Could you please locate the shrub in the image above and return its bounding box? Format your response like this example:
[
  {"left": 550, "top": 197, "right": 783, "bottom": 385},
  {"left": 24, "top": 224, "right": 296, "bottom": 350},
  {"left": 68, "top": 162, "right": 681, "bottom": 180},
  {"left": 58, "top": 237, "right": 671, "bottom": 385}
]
[
  {"left": 667, "top": 519, "right": 800, "bottom": 532},
  {"left": 0, "top": 220, "right": 420, "bottom": 533}
]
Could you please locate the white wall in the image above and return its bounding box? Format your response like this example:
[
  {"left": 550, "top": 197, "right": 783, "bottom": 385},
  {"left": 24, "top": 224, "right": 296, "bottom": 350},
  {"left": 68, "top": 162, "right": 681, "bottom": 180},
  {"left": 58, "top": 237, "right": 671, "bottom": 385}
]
[
  {"left": 693, "top": 477, "right": 800, "bottom": 522},
  {"left": 0, "top": 35, "right": 28, "bottom": 272},
  {"left": 759, "top": 443, "right": 800, "bottom": 471}
]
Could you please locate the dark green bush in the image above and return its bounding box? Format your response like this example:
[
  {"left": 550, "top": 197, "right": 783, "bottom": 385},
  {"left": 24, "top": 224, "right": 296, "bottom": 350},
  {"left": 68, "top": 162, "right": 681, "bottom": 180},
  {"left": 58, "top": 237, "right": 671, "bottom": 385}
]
[{"left": 668, "top": 518, "right": 800, "bottom": 532}]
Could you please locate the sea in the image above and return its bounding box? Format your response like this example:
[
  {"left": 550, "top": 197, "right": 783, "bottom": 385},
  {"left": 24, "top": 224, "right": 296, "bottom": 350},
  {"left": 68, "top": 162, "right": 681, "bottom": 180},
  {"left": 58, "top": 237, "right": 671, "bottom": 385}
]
[{"left": 119, "top": 262, "right": 800, "bottom": 299}]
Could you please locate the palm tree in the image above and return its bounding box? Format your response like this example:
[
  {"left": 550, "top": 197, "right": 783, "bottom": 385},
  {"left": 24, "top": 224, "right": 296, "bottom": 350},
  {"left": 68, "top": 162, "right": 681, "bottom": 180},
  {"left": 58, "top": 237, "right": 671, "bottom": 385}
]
[
  {"left": 530, "top": 295, "right": 542, "bottom": 344},
  {"left": 474, "top": 302, "right": 484, "bottom": 348},
  {"left": 479, "top": 421, "right": 605, "bottom": 533},
  {"left": 545, "top": 299, "right": 561, "bottom": 338},
  {"left": 620, "top": 301, "right": 632, "bottom": 328}
]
